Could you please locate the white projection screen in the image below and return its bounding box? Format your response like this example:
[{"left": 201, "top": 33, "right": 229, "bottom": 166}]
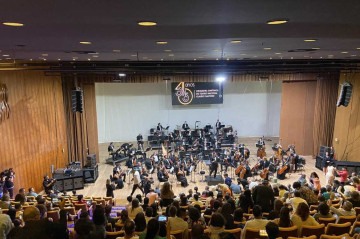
[{"left": 95, "top": 81, "right": 282, "bottom": 143}]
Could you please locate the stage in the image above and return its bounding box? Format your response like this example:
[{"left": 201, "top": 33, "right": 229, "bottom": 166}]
[{"left": 73, "top": 137, "right": 325, "bottom": 205}]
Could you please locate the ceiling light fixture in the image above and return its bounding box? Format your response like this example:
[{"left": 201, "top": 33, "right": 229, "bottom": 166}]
[
  {"left": 266, "top": 19, "right": 289, "bottom": 25},
  {"left": 341, "top": 51, "right": 348, "bottom": 54},
  {"left": 113, "top": 49, "right": 121, "bottom": 53},
  {"left": 2, "top": 22, "right": 24, "bottom": 27},
  {"left": 312, "top": 47, "right": 320, "bottom": 50},
  {"left": 263, "top": 48, "right": 272, "bottom": 50},
  {"left": 119, "top": 73, "right": 126, "bottom": 77},
  {"left": 156, "top": 41, "right": 168, "bottom": 45},
  {"left": 2, "top": 55, "right": 9, "bottom": 57},
  {"left": 164, "top": 50, "right": 172, "bottom": 52},
  {"left": 304, "top": 39, "right": 317, "bottom": 42},
  {"left": 215, "top": 76, "right": 226, "bottom": 82},
  {"left": 275, "top": 53, "right": 282, "bottom": 55},
  {"left": 230, "top": 40, "right": 242, "bottom": 44},
  {"left": 80, "top": 41, "right": 92, "bottom": 45},
  {"left": 138, "top": 21, "right": 157, "bottom": 26}
]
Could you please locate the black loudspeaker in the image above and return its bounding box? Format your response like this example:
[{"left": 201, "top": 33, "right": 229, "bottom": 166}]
[
  {"left": 71, "top": 89, "right": 83, "bottom": 113},
  {"left": 337, "top": 82, "right": 352, "bottom": 107},
  {"left": 85, "top": 154, "right": 97, "bottom": 168},
  {"left": 319, "top": 145, "right": 330, "bottom": 158}
]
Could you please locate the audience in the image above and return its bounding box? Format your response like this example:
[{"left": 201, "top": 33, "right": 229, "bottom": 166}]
[
  {"left": 266, "top": 222, "right": 279, "bottom": 239},
  {"left": 168, "top": 206, "right": 188, "bottom": 232},
  {"left": 208, "top": 213, "right": 225, "bottom": 239},
  {"left": 242, "top": 205, "right": 269, "bottom": 239},
  {"left": 139, "top": 218, "right": 165, "bottom": 239},
  {"left": 274, "top": 206, "right": 293, "bottom": 227},
  {"left": 313, "top": 202, "right": 334, "bottom": 221},
  {"left": 160, "top": 182, "right": 174, "bottom": 208},
  {"left": 128, "top": 198, "right": 144, "bottom": 218},
  {"left": 134, "top": 212, "right": 147, "bottom": 233},
  {"left": 290, "top": 202, "right": 319, "bottom": 234}
]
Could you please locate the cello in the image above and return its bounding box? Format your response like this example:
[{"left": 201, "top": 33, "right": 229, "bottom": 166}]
[{"left": 260, "top": 168, "right": 269, "bottom": 179}]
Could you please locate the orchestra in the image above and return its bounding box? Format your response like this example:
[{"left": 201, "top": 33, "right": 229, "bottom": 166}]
[{"left": 114, "top": 121, "right": 308, "bottom": 193}]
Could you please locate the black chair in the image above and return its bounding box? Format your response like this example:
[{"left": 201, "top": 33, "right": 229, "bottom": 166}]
[{"left": 84, "top": 171, "right": 95, "bottom": 183}]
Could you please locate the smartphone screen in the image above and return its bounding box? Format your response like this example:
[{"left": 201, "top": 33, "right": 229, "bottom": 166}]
[{"left": 158, "top": 215, "right": 167, "bottom": 222}]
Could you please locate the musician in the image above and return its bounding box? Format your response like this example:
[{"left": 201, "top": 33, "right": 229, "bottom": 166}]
[
  {"left": 157, "top": 167, "right": 168, "bottom": 182},
  {"left": 113, "top": 163, "right": 126, "bottom": 181},
  {"left": 163, "top": 156, "right": 172, "bottom": 169},
  {"left": 43, "top": 175, "right": 56, "bottom": 195},
  {"left": 244, "top": 160, "right": 252, "bottom": 180},
  {"left": 216, "top": 119, "right": 221, "bottom": 134},
  {"left": 257, "top": 137, "right": 265, "bottom": 146},
  {"left": 121, "top": 143, "right": 131, "bottom": 156},
  {"left": 137, "top": 134, "right": 144, "bottom": 151},
  {"left": 176, "top": 167, "right": 189, "bottom": 187},
  {"left": 157, "top": 123, "right": 163, "bottom": 131},
  {"left": 224, "top": 173, "right": 232, "bottom": 187},
  {"left": 108, "top": 142, "right": 115, "bottom": 154},
  {"left": 209, "top": 155, "right": 219, "bottom": 178},
  {"left": 182, "top": 121, "right": 189, "bottom": 130},
  {"left": 145, "top": 157, "right": 154, "bottom": 173}
]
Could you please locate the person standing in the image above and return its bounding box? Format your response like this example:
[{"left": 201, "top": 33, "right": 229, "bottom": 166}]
[
  {"left": 106, "top": 179, "right": 115, "bottom": 198},
  {"left": 209, "top": 156, "right": 219, "bottom": 178},
  {"left": 130, "top": 169, "right": 144, "bottom": 196},
  {"left": 337, "top": 167, "right": 349, "bottom": 184},
  {"left": 252, "top": 180, "right": 275, "bottom": 213},
  {"left": 326, "top": 163, "right": 336, "bottom": 186}
]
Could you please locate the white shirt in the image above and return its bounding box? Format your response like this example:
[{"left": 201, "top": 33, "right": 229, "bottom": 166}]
[
  {"left": 249, "top": 181, "right": 259, "bottom": 191},
  {"left": 133, "top": 171, "right": 141, "bottom": 184}
]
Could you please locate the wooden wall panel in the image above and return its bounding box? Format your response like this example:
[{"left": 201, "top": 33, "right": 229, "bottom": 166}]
[
  {"left": 0, "top": 71, "right": 68, "bottom": 192},
  {"left": 333, "top": 73, "right": 360, "bottom": 161},
  {"left": 279, "top": 81, "right": 317, "bottom": 155}
]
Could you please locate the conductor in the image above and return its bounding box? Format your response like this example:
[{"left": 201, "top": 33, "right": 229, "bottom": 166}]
[
  {"left": 209, "top": 155, "right": 219, "bottom": 178},
  {"left": 216, "top": 119, "right": 221, "bottom": 134}
]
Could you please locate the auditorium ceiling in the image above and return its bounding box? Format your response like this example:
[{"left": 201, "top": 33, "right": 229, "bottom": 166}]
[{"left": 1, "top": 1, "right": 360, "bottom": 62}]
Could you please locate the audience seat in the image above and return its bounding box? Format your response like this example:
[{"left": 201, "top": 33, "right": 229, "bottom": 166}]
[
  {"left": 301, "top": 224, "right": 325, "bottom": 239},
  {"left": 338, "top": 215, "right": 356, "bottom": 225},
  {"left": 319, "top": 233, "right": 350, "bottom": 239},
  {"left": 354, "top": 207, "right": 360, "bottom": 216},
  {"left": 243, "top": 228, "right": 267, "bottom": 239},
  {"left": 318, "top": 217, "right": 336, "bottom": 227},
  {"left": 288, "top": 236, "right": 316, "bottom": 239},
  {"left": 105, "top": 230, "right": 124, "bottom": 239},
  {"left": 325, "top": 222, "right": 351, "bottom": 236},
  {"left": 278, "top": 225, "right": 298, "bottom": 239},
  {"left": 47, "top": 210, "right": 60, "bottom": 222},
  {"left": 224, "top": 228, "right": 241, "bottom": 239}
]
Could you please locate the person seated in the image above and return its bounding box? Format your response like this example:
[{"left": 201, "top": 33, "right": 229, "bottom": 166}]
[
  {"left": 220, "top": 203, "right": 235, "bottom": 229},
  {"left": 290, "top": 202, "right": 319, "bottom": 235},
  {"left": 27, "top": 188, "right": 38, "bottom": 198},
  {"left": 287, "top": 191, "right": 307, "bottom": 212},
  {"left": 191, "top": 194, "right": 203, "bottom": 207},
  {"left": 329, "top": 200, "right": 356, "bottom": 222},
  {"left": 0, "top": 194, "right": 11, "bottom": 209},
  {"left": 127, "top": 199, "right": 144, "bottom": 219},
  {"left": 176, "top": 169, "right": 188, "bottom": 187},
  {"left": 313, "top": 202, "right": 334, "bottom": 221},
  {"left": 134, "top": 212, "right": 146, "bottom": 233},
  {"left": 104, "top": 205, "right": 117, "bottom": 229},
  {"left": 117, "top": 219, "right": 138, "bottom": 239},
  {"left": 208, "top": 213, "right": 226, "bottom": 239},
  {"left": 157, "top": 167, "right": 168, "bottom": 183},
  {"left": 188, "top": 206, "right": 207, "bottom": 229},
  {"left": 265, "top": 222, "right": 279, "bottom": 239},
  {"left": 233, "top": 208, "right": 245, "bottom": 224},
  {"left": 241, "top": 205, "right": 269, "bottom": 239},
  {"left": 168, "top": 206, "right": 188, "bottom": 232}
]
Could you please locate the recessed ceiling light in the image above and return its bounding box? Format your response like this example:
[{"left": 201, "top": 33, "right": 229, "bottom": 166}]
[
  {"left": 156, "top": 41, "right": 168, "bottom": 45},
  {"left": 263, "top": 48, "right": 272, "bottom": 50},
  {"left": 341, "top": 51, "right": 348, "bottom": 54},
  {"left": 213, "top": 49, "right": 220, "bottom": 52},
  {"left": 113, "top": 49, "right": 121, "bottom": 53},
  {"left": 42, "top": 54, "right": 48, "bottom": 56},
  {"left": 57, "top": 59, "right": 61, "bottom": 61},
  {"left": 164, "top": 50, "right": 172, "bottom": 52},
  {"left": 357, "top": 48, "right": 360, "bottom": 50},
  {"left": 230, "top": 40, "right": 242, "bottom": 44},
  {"left": 351, "top": 55, "right": 357, "bottom": 57},
  {"left": 88, "top": 58, "right": 91, "bottom": 61},
  {"left": 29, "top": 59, "right": 32, "bottom": 61},
  {"left": 43, "top": 59, "right": 47, "bottom": 61},
  {"left": 240, "top": 53, "right": 247, "bottom": 56},
  {"left": 2, "top": 55, "right": 9, "bottom": 57},
  {"left": 88, "top": 52, "right": 99, "bottom": 55},
  {"left": 266, "top": 19, "right": 289, "bottom": 25},
  {"left": 131, "top": 54, "right": 137, "bottom": 57},
  {"left": 216, "top": 58, "right": 219, "bottom": 60},
  {"left": 161, "top": 59, "right": 164, "bottom": 61},
  {"left": 275, "top": 53, "right": 282, "bottom": 55},
  {"left": 138, "top": 21, "right": 157, "bottom": 26},
  {"left": 304, "top": 39, "right": 317, "bottom": 42},
  {"left": 80, "top": 41, "right": 92, "bottom": 45},
  {"left": 2, "top": 22, "right": 24, "bottom": 27},
  {"left": 169, "top": 54, "right": 174, "bottom": 56},
  {"left": 92, "top": 55, "right": 99, "bottom": 58},
  {"left": 312, "top": 48, "right": 320, "bottom": 50},
  {"left": 6, "top": 58, "right": 11, "bottom": 60}
]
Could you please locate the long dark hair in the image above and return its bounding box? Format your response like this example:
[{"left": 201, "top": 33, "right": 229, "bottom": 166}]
[
  {"left": 145, "top": 218, "right": 160, "bottom": 239},
  {"left": 296, "top": 203, "right": 309, "bottom": 221},
  {"left": 278, "top": 206, "right": 291, "bottom": 227},
  {"left": 134, "top": 212, "right": 146, "bottom": 232}
]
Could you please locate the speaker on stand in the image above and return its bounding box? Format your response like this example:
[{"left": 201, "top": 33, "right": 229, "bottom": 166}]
[
  {"left": 71, "top": 89, "right": 84, "bottom": 113},
  {"left": 337, "top": 82, "right": 352, "bottom": 107}
]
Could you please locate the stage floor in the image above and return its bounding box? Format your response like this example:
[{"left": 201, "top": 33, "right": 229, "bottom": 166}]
[{"left": 74, "top": 137, "right": 325, "bottom": 205}]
